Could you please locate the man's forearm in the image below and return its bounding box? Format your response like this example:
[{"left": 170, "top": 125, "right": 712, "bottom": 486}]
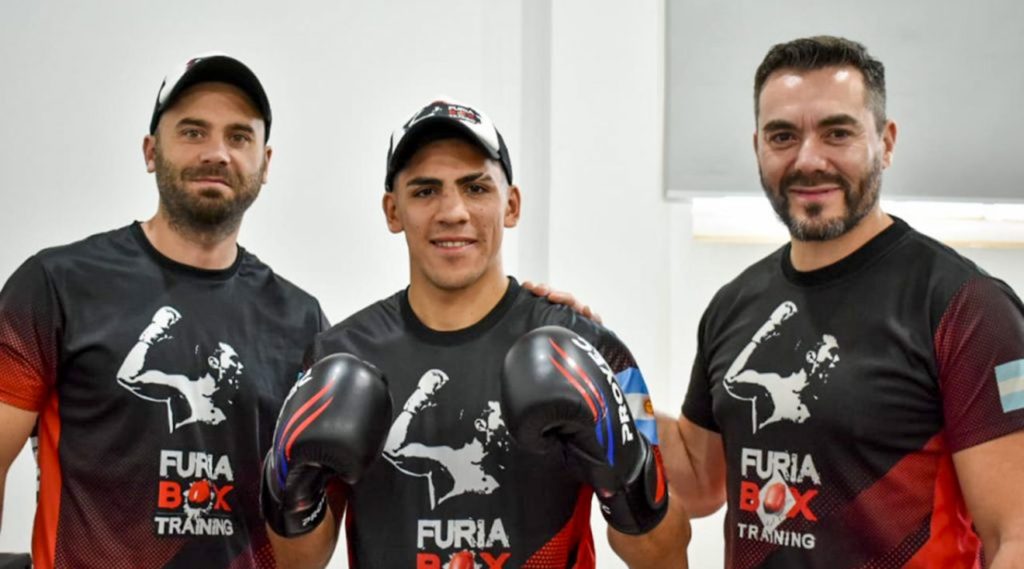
[
  {"left": 655, "top": 412, "right": 726, "bottom": 518},
  {"left": 607, "top": 491, "right": 690, "bottom": 569},
  {"left": 267, "top": 509, "right": 339, "bottom": 569},
  {"left": 0, "top": 403, "right": 39, "bottom": 537},
  {"left": 0, "top": 476, "right": 6, "bottom": 533},
  {"left": 988, "top": 539, "right": 1024, "bottom": 568}
]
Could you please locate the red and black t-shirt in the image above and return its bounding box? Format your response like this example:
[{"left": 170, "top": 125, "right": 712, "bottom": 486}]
[
  {"left": 683, "top": 217, "right": 1024, "bottom": 568},
  {"left": 0, "top": 223, "right": 327, "bottom": 569},
  {"left": 310, "top": 278, "right": 660, "bottom": 569}
]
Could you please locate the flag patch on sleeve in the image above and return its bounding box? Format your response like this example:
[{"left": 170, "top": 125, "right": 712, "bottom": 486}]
[
  {"left": 995, "top": 359, "right": 1024, "bottom": 413},
  {"left": 616, "top": 367, "right": 658, "bottom": 444}
]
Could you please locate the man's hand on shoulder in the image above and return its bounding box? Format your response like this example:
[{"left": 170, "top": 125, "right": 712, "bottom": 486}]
[{"left": 522, "top": 281, "right": 602, "bottom": 323}]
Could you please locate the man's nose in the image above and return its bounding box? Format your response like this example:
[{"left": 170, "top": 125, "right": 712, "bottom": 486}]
[
  {"left": 436, "top": 190, "right": 470, "bottom": 223},
  {"left": 198, "top": 137, "right": 230, "bottom": 165},
  {"left": 792, "top": 137, "right": 828, "bottom": 174}
]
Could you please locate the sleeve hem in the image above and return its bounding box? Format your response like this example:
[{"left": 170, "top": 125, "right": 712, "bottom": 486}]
[
  {"left": 947, "top": 420, "right": 1024, "bottom": 454},
  {"left": 0, "top": 389, "right": 46, "bottom": 413},
  {"left": 681, "top": 403, "right": 720, "bottom": 433}
]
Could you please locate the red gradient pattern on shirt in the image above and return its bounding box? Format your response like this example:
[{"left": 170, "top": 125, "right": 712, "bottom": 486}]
[
  {"left": 732, "top": 434, "right": 978, "bottom": 569},
  {"left": 523, "top": 486, "right": 596, "bottom": 569},
  {"left": 899, "top": 448, "right": 980, "bottom": 569},
  {"left": 0, "top": 296, "right": 57, "bottom": 410},
  {"left": 31, "top": 391, "right": 61, "bottom": 569},
  {"left": 0, "top": 289, "right": 60, "bottom": 565},
  {"left": 838, "top": 435, "right": 946, "bottom": 564},
  {"left": 827, "top": 434, "right": 978, "bottom": 568},
  {"left": 934, "top": 278, "right": 1024, "bottom": 451}
]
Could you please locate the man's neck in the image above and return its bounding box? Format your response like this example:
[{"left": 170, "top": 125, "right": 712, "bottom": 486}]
[
  {"left": 407, "top": 271, "right": 510, "bottom": 332},
  {"left": 142, "top": 212, "right": 240, "bottom": 270},
  {"left": 789, "top": 208, "right": 893, "bottom": 272}
]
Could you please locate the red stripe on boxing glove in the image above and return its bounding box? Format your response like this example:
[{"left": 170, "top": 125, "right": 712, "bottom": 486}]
[
  {"left": 501, "top": 326, "right": 668, "bottom": 535},
  {"left": 261, "top": 353, "right": 392, "bottom": 537}
]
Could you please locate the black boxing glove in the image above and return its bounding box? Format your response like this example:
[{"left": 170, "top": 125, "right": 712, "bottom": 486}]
[
  {"left": 261, "top": 353, "right": 393, "bottom": 537},
  {"left": 501, "top": 325, "right": 667, "bottom": 535}
]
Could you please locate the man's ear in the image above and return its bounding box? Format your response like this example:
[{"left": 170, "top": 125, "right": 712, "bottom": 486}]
[
  {"left": 143, "top": 135, "right": 157, "bottom": 173},
  {"left": 261, "top": 145, "right": 273, "bottom": 184},
  {"left": 383, "top": 192, "right": 403, "bottom": 233},
  {"left": 504, "top": 185, "right": 521, "bottom": 228},
  {"left": 881, "top": 120, "right": 898, "bottom": 169}
]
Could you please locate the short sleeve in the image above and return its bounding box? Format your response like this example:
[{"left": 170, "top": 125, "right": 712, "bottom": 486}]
[
  {"left": 0, "top": 256, "right": 63, "bottom": 411},
  {"left": 934, "top": 277, "right": 1024, "bottom": 452},
  {"left": 301, "top": 302, "right": 331, "bottom": 371},
  {"left": 302, "top": 333, "right": 323, "bottom": 373},
  {"left": 316, "top": 303, "right": 330, "bottom": 333},
  {"left": 564, "top": 316, "right": 660, "bottom": 446}
]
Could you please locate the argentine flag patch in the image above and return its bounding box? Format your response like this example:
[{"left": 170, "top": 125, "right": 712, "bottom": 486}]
[
  {"left": 995, "top": 359, "right": 1024, "bottom": 413},
  {"left": 616, "top": 367, "right": 658, "bottom": 444}
]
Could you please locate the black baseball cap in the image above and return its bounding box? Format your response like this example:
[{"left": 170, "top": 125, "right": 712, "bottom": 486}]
[
  {"left": 149, "top": 53, "right": 272, "bottom": 141},
  {"left": 385, "top": 98, "right": 512, "bottom": 192}
]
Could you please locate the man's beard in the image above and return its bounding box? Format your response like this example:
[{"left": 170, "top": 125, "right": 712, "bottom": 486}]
[
  {"left": 154, "top": 145, "right": 264, "bottom": 239},
  {"left": 760, "top": 156, "right": 882, "bottom": 241}
]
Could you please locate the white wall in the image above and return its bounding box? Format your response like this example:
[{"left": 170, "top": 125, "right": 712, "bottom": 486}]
[
  {"left": 546, "top": 2, "right": 671, "bottom": 565},
  {"left": 664, "top": 0, "right": 1024, "bottom": 202},
  {"left": 3, "top": 2, "right": 1023, "bottom": 568}
]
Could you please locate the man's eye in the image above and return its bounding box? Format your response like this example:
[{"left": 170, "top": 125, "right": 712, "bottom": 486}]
[
  {"left": 230, "top": 133, "right": 252, "bottom": 144},
  {"left": 467, "top": 184, "right": 488, "bottom": 194},
  {"left": 413, "top": 188, "right": 435, "bottom": 198},
  {"left": 828, "top": 129, "right": 853, "bottom": 140},
  {"left": 768, "top": 132, "right": 795, "bottom": 144},
  {"left": 182, "top": 129, "right": 203, "bottom": 139}
]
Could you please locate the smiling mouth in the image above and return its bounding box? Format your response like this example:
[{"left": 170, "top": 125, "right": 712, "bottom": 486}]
[
  {"left": 790, "top": 185, "right": 838, "bottom": 193},
  {"left": 190, "top": 177, "right": 230, "bottom": 186},
  {"left": 432, "top": 240, "right": 475, "bottom": 248},
  {"left": 789, "top": 187, "right": 842, "bottom": 200}
]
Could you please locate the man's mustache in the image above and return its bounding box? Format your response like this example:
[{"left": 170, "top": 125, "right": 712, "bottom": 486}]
[
  {"left": 780, "top": 172, "right": 851, "bottom": 193},
  {"left": 181, "top": 164, "right": 234, "bottom": 183}
]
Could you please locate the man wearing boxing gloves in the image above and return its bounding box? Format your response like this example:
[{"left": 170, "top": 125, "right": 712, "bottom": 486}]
[{"left": 261, "top": 99, "right": 690, "bottom": 568}]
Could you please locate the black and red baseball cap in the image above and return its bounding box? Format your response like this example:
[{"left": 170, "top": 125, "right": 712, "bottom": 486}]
[
  {"left": 149, "top": 52, "right": 272, "bottom": 141},
  {"left": 385, "top": 98, "right": 512, "bottom": 192}
]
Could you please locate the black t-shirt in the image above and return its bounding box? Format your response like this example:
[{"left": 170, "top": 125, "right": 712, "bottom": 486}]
[
  {"left": 683, "top": 217, "right": 1024, "bottom": 568},
  {"left": 0, "top": 223, "right": 328, "bottom": 569},
  {"left": 310, "top": 278, "right": 659, "bottom": 569}
]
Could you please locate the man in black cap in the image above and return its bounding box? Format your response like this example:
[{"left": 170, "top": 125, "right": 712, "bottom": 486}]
[
  {"left": 260, "top": 98, "right": 691, "bottom": 569},
  {"left": 0, "top": 53, "right": 327, "bottom": 568}
]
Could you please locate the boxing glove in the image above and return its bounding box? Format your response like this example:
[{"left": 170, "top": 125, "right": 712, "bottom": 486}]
[
  {"left": 139, "top": 306, "right": 181, "bottom": 345},
  {"left": 501, "top": 326, "right": 667, "bottom": 535},
  {"left": 261, "top": 353, "right": 393, "bottom": 537}
]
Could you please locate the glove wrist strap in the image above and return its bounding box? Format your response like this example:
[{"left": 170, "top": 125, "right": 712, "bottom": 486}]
[
  {"left": 260, "top": 454, "right": 329, "bottom": 538},
  {"left": 597, "top": 440, "right": 669, "bottom": 535},
  {"left": 261, "top": 481, "right": 328, "bottom": 537}
]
